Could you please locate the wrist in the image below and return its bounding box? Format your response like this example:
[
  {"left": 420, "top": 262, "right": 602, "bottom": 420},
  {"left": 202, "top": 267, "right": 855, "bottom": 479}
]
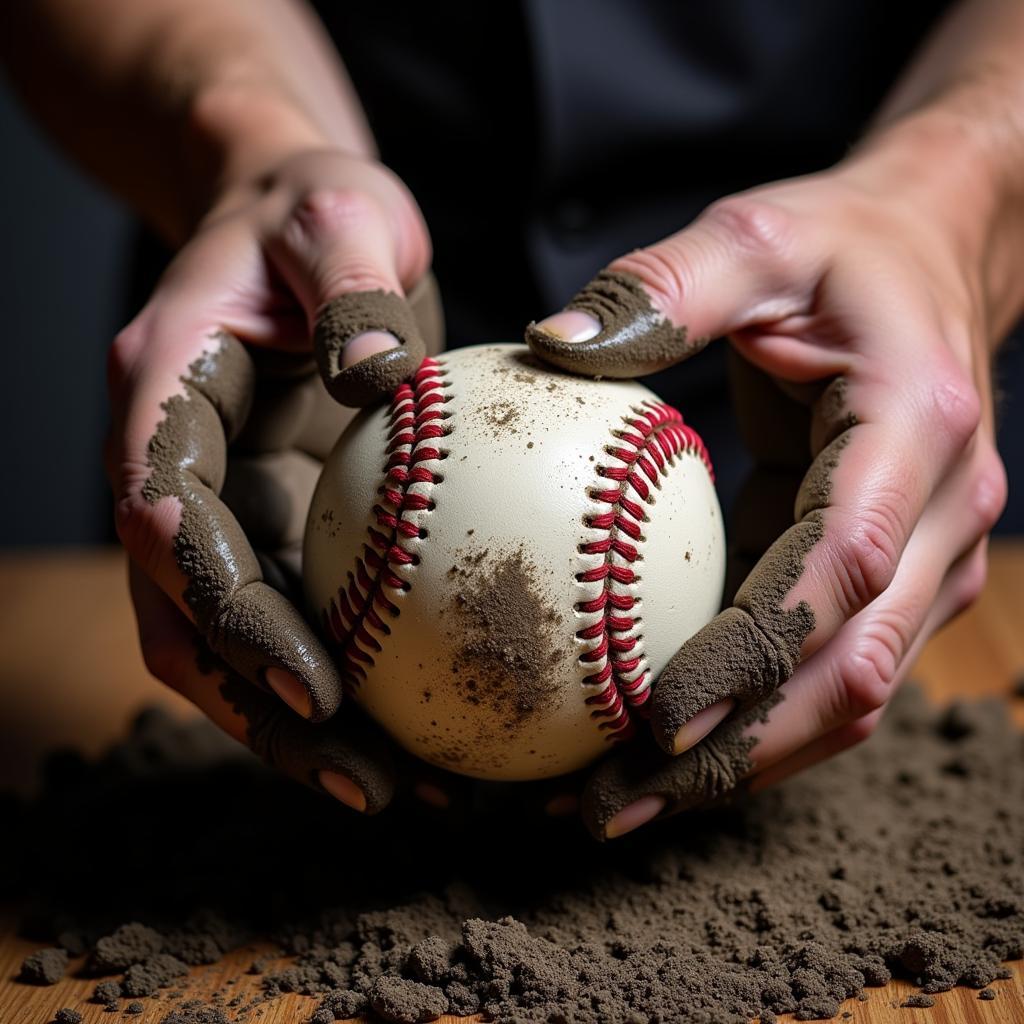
[{"left": 844, "top": 90, "right": 1024, "bottom": 341}]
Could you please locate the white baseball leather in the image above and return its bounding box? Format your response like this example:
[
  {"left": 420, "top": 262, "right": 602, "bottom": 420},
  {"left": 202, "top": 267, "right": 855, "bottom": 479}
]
[{"left": 304, "top": 344, "right": 725, "bottom": 780}]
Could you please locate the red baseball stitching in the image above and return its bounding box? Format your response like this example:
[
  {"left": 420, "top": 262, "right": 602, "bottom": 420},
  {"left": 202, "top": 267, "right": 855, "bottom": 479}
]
[
  {"left": 321, "top": 357, "right": 450, "bottom": 686},
  {"left": 576, "top": 401, "right": 712, "bottom": 741}
]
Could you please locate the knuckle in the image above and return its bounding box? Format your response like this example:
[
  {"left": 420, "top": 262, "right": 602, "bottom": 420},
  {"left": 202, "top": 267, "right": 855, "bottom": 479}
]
[
  {"left": 701, "top": 196, "right": 795, "bottom": 265},
  {"left": 318, "top": 262, "right": 396, "bottom": 299},
  {"left": 107, "top": 320, "right": 146, "bottom": 396},
  {"left": 114, "top": 490, "right": 177, "bottom": 577},
  {"left": 114, "top": 493, "right": 151, "bottom": 562},
  {"left": 931, "top": 369, "right": 981, "bottom": 452},
  {"left": 610, "top": 243, "right": 693, "bottom": 315},
  {"left": 293, "top": 186, "right": 379, "bottom": 234},
  {"left": 830, "top": 506, "right": 902, "bottom": 609},
  {"left": 970, "top": 449, "right": 1008, "bottom": 533},
  {"left": 607, "top": 197, "right": 796, "bottom": 318},
  {"left": 838, "top": 634, "right": 898, "bottom": 717}
]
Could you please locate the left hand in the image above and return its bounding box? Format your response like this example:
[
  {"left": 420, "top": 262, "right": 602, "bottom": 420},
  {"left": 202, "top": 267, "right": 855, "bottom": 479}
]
[
  {"left": 526, "top": 118, "right": 1011, "bottom": 839},
  {"left": 106, "top": 146, "right": 446, "bottom": 814}
]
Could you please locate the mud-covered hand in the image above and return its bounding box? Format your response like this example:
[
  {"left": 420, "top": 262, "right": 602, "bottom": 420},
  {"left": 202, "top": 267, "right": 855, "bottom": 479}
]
[
  {"left": 527, "top": 119, "right": 1018, "bottom": 839},
  {"left": 106, "top": 149, "right": 442, "bottom": 813}
]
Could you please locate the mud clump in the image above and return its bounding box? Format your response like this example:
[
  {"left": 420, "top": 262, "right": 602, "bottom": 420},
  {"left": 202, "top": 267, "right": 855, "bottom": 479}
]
[{"left": 19, "top": 946, "right": 68, "bottom": 985}]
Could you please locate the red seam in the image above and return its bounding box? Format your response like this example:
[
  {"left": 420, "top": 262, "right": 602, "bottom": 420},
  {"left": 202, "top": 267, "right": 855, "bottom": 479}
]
[
  {"left": 321, "top": 358, "right": 448, "bottom": 687},
  {"left": 577, "top": 401, "right": 712, "bottom": 742}
]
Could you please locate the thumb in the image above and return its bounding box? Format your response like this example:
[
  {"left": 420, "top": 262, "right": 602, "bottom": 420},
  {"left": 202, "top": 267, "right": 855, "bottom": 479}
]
[
  {"left": 525, "top": 199, "right": 813, "bottom": 378},
  {"left": 271, "top": 187, "right": 427, "bottom": 407}
]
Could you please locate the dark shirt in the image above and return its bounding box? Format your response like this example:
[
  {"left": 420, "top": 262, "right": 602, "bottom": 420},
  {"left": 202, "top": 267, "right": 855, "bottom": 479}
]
[{"left": 320, "top": 1, "right": 952, "bottom": 341}]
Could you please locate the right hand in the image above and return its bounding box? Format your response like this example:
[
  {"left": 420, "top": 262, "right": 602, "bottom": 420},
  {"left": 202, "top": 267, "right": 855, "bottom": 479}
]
[{"left": 106, "top": 148, "right": 442, "bottom": 814}]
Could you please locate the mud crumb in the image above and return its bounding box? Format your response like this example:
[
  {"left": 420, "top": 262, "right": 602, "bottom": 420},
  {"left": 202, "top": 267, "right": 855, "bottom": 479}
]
[
  {"left": 19, "top": 947, "right": 67, "bottom": 985},
  {"left": 902, "top": 994, "right": 935, "bottom": 1008},
  {"left": 91, "top": 923, "right": 164, "bottom": 973},
  {"left": 121, "top": 953, "right": 189, "bottom": 996},
  {"left": 92, "top": 980, "right": 122, "bottom": 1007}
]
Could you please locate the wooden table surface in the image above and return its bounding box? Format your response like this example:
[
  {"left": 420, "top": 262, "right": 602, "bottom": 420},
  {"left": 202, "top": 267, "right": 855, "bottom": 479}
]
[{"left": 2, "top": 545, "right": 1023, "bottom": 1024}]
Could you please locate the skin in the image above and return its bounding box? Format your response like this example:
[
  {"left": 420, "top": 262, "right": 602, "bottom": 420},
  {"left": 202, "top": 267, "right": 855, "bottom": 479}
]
[{"left": 4, "top": 0, "right": 1020, "bottom": 828}]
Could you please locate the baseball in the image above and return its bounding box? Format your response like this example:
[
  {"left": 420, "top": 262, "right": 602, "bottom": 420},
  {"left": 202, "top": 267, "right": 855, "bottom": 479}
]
[{"left": 304, "top": 344, "right": 725, "bottom": 781}]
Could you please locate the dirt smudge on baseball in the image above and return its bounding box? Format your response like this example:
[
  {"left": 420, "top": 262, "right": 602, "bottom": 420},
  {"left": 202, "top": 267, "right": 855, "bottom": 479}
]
[
  {"left": 445, "top": 546, "right": 564, "bottom": 730},
  {"left": 525, "top": 269, "right": 707, "bottom": 378}
]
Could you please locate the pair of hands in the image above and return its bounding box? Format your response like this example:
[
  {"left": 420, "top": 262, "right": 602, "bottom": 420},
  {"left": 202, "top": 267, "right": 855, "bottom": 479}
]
[{"left": 107, "top": 137, "right": 1005, "bottom": 839}]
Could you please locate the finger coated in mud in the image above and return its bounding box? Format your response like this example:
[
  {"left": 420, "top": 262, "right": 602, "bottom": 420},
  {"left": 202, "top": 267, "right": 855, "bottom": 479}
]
[
  {"left": 142, "top": 333, "right": 344, "bottom": 719},
  {"left": 219, "top": 669, "right": 397, "bottom": 814},
  {"left": 406, "top": 271, "right": 446, "bottom": 356},
  {"left": 233, "top": 349, "right": 319, "bottom": 453},
  {"left": 525, "top": 270, "right": 704, "bottom": 378},
  {"left": 314, "top": 290, "right": 427, "bottom": 407},
  {"left": 582, "top": 716, "right": 759, "bottom": 840},
  {"left": 652, "top": 514, "right": 823, "bottom": 752}
]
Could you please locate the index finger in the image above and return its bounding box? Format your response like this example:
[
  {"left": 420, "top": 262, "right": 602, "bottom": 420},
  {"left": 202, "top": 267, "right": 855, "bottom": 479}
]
[{"left": 524, "top": 198, "right": 819, "bottom": 378}]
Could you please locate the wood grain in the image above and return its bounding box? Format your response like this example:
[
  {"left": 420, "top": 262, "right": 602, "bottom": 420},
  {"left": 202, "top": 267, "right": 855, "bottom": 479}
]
[{"left": 1, "top": 545, "right": 1022, "bottom": 1024}]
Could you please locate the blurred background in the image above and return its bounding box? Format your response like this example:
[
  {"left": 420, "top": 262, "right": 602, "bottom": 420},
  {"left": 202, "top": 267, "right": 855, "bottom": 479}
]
[{"left": 1, "top": 73, "right": 1021, "bottom": 549}]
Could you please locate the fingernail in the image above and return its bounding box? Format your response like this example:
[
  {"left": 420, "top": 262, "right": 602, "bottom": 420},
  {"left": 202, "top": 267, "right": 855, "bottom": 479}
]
[
  {"left": 672, "top": 699, "right": 735, "bottom": 755},
  {"left": 319, "top": 770, "right": 367, "bottom": 812},
  {"left": 605, "top": 794, "right": 666, "bottom": 839},
  {"left": 341, "top": 330, "right": 400, "bottom": 368},
  {"left": 265, "top": 667, "right": 312, "bottom": 719},
  {"left": 544, "top": 794, "right": 579, "bottom": 817},
  {"left": 534, "top": 310, "right": 601, "bottom": 343},
  {"left": 414, "top": 781, "right": 450, "bottom": 809}
]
